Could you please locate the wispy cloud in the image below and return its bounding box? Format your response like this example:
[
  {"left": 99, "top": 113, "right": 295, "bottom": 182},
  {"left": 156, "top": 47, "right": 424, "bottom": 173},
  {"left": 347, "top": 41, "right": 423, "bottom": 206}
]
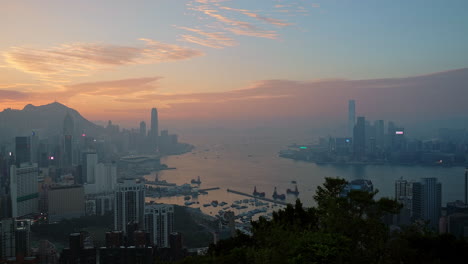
[
  {"left": 3, "top": 39, "right": 203, "bottom": 82},
  {"left": 177, "top": 26, "right": 237, "bottom": 48},
  {"left": 183, "top": 0, "right": 299, "bottom": 43},
  {"left": 219, "top": 6, "right": 292, "bottom": 27}
]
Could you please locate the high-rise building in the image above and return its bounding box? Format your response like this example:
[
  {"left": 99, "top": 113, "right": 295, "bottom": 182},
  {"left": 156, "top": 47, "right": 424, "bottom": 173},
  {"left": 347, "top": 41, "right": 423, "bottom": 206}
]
[
  {"left": 144, "top": 203, "right": 174, "bottom": 248},
  {"left": 348, "top": 100, "right": 355, "bottom": 137},
  {"left": 15, "top": 137, "right": 31, "bottom": 165},
  {"left": 374, "top": 120, "right": 385, "bottom": 150},
  {"left": 14, "top": 219, "right": 31, "bottom": 258},
  {"left": 140, "top": 121, "right": 147, "bottom": 138},
  {"left": 353, "top": 116, "right": 366, "bottom": 160},
  {"left": 0, "top": 218, "right": 15, "bottom": 259},
  {"left": 10, "top": 163, "right": 39, "bottom": 218},
  {"left": 413, "top": 178, "right": 442, "bottom": 230},
  {"left": 394, "top": 179, "right": 414, "bottom": 225},
  {"left": 84, "top": 162, "right": 117, "bottom": 195},
  {"left": 114, "top": 179, "right": 145, "bottom": 234},
  {"left": 0, "top": 219, "right": 32, "bottom": 260},
  {"left": 81, "top": 152, "right": 97, "bottom": 184},
  {"left": 149, "top": 108, "right": 159, "bottom": 151}
]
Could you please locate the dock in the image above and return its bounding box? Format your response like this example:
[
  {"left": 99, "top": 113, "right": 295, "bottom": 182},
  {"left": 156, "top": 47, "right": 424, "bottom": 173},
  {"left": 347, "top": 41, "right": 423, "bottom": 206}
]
[
  {"left": 227, "top": 189, "right": 288, "bottom": 206},
  {"left": 198, "top": 187, "right": 220, "bottom": 192}
]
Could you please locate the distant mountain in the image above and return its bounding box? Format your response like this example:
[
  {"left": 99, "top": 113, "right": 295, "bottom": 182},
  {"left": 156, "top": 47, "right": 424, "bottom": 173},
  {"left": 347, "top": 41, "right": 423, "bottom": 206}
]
[{"left": 0, "top": 102, "right": 105, "bottom": 142}]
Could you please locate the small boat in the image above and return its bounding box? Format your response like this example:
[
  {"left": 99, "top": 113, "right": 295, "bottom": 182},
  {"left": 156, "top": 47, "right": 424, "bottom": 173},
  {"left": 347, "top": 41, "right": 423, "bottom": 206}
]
[
  {"left": 184, "top": 196, "right": 191, "bottom": 200},
  {"left": 211, "top": 200, "right": 219, "bottom": 207},
  {"left": 291, "top": 180, "right": 297, "bottom": 184},
  {"left": 203, "top": 203, "right": 211, "bottom": 207}
]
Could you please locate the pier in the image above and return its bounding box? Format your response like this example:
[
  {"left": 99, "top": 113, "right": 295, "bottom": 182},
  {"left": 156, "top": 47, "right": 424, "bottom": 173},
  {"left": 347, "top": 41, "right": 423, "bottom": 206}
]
[
  {"left": 198, "top": 187, "right": 220, "bottom": 192},
  {"left": 227, "top": 189, "right": 288, "bottom": 206}
]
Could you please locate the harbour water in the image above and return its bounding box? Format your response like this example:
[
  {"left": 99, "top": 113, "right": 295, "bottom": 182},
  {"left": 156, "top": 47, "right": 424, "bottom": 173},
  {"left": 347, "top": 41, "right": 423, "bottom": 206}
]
[{"left": 145, "top": 131, "right": 465, "bottom": 216}]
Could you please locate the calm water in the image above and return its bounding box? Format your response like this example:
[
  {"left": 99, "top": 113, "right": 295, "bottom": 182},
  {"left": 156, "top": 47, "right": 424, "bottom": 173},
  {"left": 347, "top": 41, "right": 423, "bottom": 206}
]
[{"left": 146, "top": 132, "right": 464, "bottom": 214}]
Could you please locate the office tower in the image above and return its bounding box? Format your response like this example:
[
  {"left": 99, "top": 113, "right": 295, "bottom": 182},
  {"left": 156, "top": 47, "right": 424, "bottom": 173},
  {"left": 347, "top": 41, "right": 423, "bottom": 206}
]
[
  {"left": 140, "top": 121, "right": 147, "bottom": 137},
  {"left": 114, "top": 179, "right": 145, "bottom": 234},
  {"left": 374, "top": 120, "right": 385, "bottom": 150},
  {"left": 85, "top": 162, "right": 117, "bottom": 195},
  {"left": 63, "top": 112, "right": 75, "bottom": 136},
  {"left": 81, "top": 152, "right": 97, "bottom": 184},
  {"left": 15, "top": 137, "right": 31, "bottom": 165},
  {"left": 10, "top": 163, "right": 39, "bottom": 218},
  {"left": 149, "top": 108, "right": 159, "bottom": 151},
  {"left": 348, "top": 100, "right": 355, "bottom": 137},
  {"left": 144, "top": 203, "right": 174, "bottom": 248},
  {"left": 30, "top": 131, "right": 39, "bottom": 164},
  {"left": 95, "top": 163, "right": 117, "bottom": 193},
  {"left": 353, "top": 116, "right": 366, "bottom": 160},
  {"left": 413, "top": 178, "right": 442, "bottom": 230}
]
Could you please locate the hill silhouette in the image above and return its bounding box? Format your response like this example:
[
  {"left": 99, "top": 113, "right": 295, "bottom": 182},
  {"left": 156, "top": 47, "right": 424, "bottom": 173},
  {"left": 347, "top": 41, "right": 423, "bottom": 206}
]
[{"left": 0, "top": 102, "right": 105, "bottom": 142}]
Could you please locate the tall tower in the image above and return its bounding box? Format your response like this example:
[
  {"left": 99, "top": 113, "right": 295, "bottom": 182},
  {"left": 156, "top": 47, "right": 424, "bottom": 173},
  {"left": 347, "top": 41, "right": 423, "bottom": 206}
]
[
  {"left": 114, "top": 179, "right": 145, "bottom": 234},
  {"left": 348, "top": 100, "right": 356, "bottom": 137},
  {"left": 150, "top": 108, "right": 159, "bottom": 151}
]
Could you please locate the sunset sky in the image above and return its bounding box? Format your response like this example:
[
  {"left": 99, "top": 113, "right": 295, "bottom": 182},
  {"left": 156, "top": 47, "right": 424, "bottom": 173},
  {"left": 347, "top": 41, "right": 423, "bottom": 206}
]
[{"left": 1, "top": 0, "right": 468, "bottom": 127}]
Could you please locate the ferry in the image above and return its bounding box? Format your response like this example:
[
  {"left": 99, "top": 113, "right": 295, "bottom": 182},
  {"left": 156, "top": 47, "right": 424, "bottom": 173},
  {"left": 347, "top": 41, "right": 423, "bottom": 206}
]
[
  {"left": 191, "top": 176, "right": 202, "bottom": 185},
  {"left": 272, "top": 187, "right": 286, "bottom": 200},
  {"left": 252, "top": 186, "right": 265, "bottom": 197},
  {"left": 286, "top": 185, "right": 300, "bottom": 196}
]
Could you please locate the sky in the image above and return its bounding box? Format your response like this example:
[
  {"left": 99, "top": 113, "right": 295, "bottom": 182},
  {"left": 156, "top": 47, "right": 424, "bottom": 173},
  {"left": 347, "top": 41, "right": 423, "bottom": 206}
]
[{"left": 1, "top": 0, "right": 468, "bottom": 128}]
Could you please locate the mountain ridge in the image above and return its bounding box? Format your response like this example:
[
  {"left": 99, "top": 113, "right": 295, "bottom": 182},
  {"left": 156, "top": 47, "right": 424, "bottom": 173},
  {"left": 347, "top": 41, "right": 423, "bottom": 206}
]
[{"left": 0, "top": 101, "right": 105, "bottom": 143}]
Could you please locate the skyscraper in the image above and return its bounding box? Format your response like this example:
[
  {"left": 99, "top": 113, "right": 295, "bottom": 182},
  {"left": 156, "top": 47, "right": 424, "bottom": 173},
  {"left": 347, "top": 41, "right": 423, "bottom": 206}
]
[
  {"left": 353, "top": 116, "right": 366, "bottom": 160},
  {"left": 149, "top": 108, "right": 159, "bottom": 151},
  {"left": 10, "top": 163, "right": 39, "bottom": 218},
  {"left": 81, "top": 152, "right": 98, "bottom": 184},
  {"left": 15, "top": 137, "right": 31, "bottom": 165},
  {"left": 413, "top": 178, "right": 442, "bottom": 230},
  {"left": 374, "top": 120, "right": 385, "bottom": 151},
  {"left": 144, "top": 203, "right": 174, "bottom": 248},
  {"left": 63, "top": 113, "right": 74, "bottom": 167},
  {"left": 140, "top": 121, "right": 147, "bottom": 138},
  {"left": 348, "top": 100, "right": 355, "bottom": 137},
  {"left": 114, "top": 179, "right": 145, "bottom": 234}
]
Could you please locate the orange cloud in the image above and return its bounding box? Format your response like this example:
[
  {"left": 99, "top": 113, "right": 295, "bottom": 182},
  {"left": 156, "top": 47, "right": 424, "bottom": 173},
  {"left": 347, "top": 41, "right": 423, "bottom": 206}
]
[{"left": 3, "top": 39, "right": 203, "bottom": 82}]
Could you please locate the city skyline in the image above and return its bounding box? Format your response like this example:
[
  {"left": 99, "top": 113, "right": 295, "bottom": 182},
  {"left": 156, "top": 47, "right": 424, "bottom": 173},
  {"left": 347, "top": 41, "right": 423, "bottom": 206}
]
[{"left": 1, "top": 1, "right": 467, "bottom": 126}]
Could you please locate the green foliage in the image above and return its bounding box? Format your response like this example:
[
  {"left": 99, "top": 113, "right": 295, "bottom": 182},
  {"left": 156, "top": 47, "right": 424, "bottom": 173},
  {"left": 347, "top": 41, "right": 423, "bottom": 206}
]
[{"left": 178, "top": 177, "right": 468, "bottom": 264}]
